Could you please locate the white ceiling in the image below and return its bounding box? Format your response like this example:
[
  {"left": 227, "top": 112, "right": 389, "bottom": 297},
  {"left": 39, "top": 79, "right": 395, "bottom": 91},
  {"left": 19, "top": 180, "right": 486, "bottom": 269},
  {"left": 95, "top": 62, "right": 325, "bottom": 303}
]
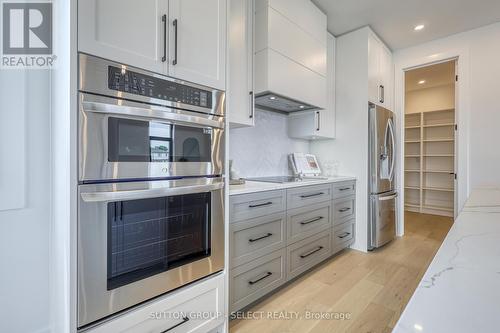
[
  {"left": 405, "top": 60, "right": 455, "bottom": 91},
  {"left": 312, "top": 0, "right": 500, "bottom": 50}
]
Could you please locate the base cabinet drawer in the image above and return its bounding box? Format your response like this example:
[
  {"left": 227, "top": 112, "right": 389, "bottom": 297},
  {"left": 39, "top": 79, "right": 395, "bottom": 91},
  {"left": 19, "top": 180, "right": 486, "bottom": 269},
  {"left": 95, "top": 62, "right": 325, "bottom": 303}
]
[
  {"left": 287, "top": 202, "right": 332, "bottom": 244},
  {"left": 332, "top": 181, "right": 356, "bottom": 199},
  {"left": 87, "top": 274, "right": 225, "bottom": 333},
  {"left": 230, "top": 249, "right": 286, "bottom": 312},
  {"left": 333, "top": 195, "right": 355, "bottom": 225},
  {"left": 230, "top": 190, "right": 285, "bottom": 222},
  {"left": 230, "top": 213, "right": 286, "bottom": 267},
  {"left": 332, "top": 220, "right": 355, "bottom": 254},
  {"left": 287, "top": 231, "right": 331, "bottom": 280},
  {"left": 287, "top": 184, "right": 332, "bottom": 209}
]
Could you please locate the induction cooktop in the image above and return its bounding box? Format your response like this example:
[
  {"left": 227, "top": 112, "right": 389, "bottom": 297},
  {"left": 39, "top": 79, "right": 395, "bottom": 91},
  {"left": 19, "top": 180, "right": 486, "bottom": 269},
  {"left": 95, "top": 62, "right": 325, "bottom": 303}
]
[{"left": 246, "top": 176, "right": 326, "bottom": 184}]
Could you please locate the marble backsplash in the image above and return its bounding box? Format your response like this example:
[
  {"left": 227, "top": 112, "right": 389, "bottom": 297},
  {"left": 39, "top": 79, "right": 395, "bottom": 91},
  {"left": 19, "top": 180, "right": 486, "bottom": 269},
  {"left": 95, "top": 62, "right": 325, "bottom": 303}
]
[{"left": 229, "top": 109, "right": 310, "bottom": 178}]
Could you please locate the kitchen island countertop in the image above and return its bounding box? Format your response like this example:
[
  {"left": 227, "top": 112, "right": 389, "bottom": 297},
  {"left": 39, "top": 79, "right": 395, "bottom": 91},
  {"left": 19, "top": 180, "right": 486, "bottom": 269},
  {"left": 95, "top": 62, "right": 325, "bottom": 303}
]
[{"left": 394, "top": 189, "right": 500, "bottom": 332}]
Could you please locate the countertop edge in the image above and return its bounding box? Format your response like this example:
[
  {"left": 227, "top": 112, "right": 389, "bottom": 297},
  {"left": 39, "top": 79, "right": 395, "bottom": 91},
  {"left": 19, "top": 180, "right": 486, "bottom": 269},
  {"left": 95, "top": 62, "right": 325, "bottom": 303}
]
[{"left": 228, "top": 176, "right": 357, "bottom": 196}]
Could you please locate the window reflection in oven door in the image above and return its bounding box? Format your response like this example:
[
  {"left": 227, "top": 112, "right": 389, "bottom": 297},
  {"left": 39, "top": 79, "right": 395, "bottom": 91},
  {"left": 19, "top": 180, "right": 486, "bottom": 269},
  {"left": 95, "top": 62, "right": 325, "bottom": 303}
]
[{"left": 77, "top": 178, "right": 224, "bottom": 328}]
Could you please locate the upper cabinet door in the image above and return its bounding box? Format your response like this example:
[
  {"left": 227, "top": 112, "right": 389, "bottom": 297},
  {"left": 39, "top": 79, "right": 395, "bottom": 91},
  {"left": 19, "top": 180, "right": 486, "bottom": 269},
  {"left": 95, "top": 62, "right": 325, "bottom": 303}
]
[
  {"left": 78, "top": 0, "right": 168, "bottom": 73},
  {"left": 168, "top": 0, "right": 227, "bottom": 90},
  {"left": 367, "top": 33, "right": 393, "bottom": 109},
  {"left": 379, "top": 46, "right": 393, "bottom": 110},
  {"left": 228, "top": 0, "right": 254, "bottom": 127},
  {"left": 368, "top": 33, "right": 381, "bottom": 106},
  {"left": 316, "top": 33, "right": 336, "bottom": 139}
]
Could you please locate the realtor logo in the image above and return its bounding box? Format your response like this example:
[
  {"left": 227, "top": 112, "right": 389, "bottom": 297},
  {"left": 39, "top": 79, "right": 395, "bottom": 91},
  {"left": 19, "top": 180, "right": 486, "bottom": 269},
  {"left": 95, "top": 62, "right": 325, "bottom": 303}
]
[{"left": 2, "top": 2, "right": 54, "bottom": 68}]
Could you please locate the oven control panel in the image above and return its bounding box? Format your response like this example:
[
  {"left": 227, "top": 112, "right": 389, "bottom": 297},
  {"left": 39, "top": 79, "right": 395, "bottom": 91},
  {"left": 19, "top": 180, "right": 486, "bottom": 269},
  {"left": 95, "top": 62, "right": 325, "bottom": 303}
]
[{"left": 108, "top": 66, "right": 212, "bottom": 108}]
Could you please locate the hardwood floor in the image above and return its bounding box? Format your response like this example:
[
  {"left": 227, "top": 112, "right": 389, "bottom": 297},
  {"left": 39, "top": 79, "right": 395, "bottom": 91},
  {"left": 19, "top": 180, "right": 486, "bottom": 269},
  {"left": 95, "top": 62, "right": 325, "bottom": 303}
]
[{"left": 229, "top": 212, "right": 453, "bottom": 333}]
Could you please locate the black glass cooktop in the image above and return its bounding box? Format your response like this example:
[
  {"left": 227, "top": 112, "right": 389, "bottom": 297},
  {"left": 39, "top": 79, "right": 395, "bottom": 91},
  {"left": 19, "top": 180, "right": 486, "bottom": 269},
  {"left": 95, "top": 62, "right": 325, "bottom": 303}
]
[{"left": 246, "top": 176, "right": 304, "bottom": 184}]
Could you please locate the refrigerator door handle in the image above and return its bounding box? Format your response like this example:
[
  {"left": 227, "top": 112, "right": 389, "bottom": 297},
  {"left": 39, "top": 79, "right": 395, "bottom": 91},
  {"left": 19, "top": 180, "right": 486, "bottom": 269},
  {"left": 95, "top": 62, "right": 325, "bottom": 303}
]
[
  {"left": 379, "top": 193, "right": 398, "bottom": 201},
  {"left": 387, "top": 118, "right": 396, "bottom": 182}
]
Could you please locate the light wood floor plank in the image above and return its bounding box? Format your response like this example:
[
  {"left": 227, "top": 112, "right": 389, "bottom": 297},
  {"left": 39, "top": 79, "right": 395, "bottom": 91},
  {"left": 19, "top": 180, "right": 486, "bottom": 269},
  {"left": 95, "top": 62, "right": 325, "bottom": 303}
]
[{"left": 230, "top": 212, "right": 453, "bottom": 333}]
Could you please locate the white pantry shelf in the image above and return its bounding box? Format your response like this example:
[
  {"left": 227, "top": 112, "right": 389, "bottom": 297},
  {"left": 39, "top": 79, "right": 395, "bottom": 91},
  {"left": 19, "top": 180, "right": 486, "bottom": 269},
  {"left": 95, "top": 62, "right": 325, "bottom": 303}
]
[
  {"left": 404, "top": 108, "right": 455, "bottom": 217},
  {"left": 423, "top": 138, "right": 454, "bottom": 142},
  {"left": 423, "top": 187, "right": 454, "bottom": 192},
  {"left": 423, "top": 123, "right": 454, "bottom": 128}
]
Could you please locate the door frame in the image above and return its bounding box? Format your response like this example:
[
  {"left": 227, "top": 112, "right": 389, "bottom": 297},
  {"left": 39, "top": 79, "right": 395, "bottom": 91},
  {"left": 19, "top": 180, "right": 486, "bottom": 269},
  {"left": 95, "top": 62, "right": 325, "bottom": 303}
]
[{"left": 394, "top": 46, "right": 470, "bottom": 236}]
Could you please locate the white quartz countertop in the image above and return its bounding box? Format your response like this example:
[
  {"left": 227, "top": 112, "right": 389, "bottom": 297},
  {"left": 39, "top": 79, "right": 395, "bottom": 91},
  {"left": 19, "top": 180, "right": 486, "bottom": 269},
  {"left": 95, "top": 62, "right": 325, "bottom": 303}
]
[
  {"left": 394, "top": 189, "right": 500, "bottom": 333},
  {"left": 229, "top": 176, "right": 356, "bottom": 196},
  {"left": 462, "top": 187, "right": 500, "bottom": 212}
]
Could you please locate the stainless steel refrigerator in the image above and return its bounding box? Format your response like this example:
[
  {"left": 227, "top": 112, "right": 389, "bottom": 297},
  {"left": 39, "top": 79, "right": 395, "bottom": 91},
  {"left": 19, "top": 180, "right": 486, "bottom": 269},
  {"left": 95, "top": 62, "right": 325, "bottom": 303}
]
[{"left": 368, "top": 103, "right": 397, "bottom": 250}]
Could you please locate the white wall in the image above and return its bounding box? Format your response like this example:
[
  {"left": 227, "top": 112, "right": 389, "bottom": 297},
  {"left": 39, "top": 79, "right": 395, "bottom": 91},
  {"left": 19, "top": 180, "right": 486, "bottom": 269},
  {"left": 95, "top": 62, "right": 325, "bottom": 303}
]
[
  {"left": 405, "top": 84, "right": 455, "bottom": 114},
  {"left": 229, "top": 109, "right": 310, "bottom": 177},
  {"left": 0, "top": 70, "right": 51, "bottom": 333},
  {"left": 395, "top": 21, "right": 500, "bottom": 196}
]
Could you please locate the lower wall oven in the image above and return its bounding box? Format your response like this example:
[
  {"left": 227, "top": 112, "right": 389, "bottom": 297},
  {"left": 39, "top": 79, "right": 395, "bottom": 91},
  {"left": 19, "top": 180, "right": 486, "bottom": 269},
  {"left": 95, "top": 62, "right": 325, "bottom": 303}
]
[{"left": 77, "top": 177, "right": 224, "bottom": 328}]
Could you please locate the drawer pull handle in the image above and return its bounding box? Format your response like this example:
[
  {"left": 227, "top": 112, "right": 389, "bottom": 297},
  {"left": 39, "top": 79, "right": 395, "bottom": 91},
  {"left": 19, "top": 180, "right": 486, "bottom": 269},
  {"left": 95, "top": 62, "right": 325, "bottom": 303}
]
[
  {"left": 338, "top": 232, "right": 351, "bottom": 239},
  {"left": 300, "top": 216, "right": 324, "bottom": 225},
  {"left": 249, "top": 201, "right": 273, "bottom": 208},
  {"left": 248, "top": 271, "right": 273, "bottom": 285},
  {"left": 339, "top": 187, "right": 351, "bottom": 191},
  {"left": 300, "top": 192, "right": 325, "bottom": 199},
  {"left": 249, "top": 233, "right": 273, "bottom": 242},
  {"left": 338, "top": 207, "right": 351, "bottom": 213},
  {"left": 161, "top": 316, "right": 190, "bottom": 333},
  {"left": 300, "top": 246, "right": 324, "bottom": 258}
]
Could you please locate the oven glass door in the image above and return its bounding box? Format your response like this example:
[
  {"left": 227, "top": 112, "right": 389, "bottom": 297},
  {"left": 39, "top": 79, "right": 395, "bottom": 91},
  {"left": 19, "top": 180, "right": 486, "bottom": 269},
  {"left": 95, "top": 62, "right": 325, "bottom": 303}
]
[
  {"left": 107, "top": 117, "right": 213, "bottom": 163},
  {"left": 77, "top": 179, "right": 224, "bottom": 328},
  {"left": 107, "top": 192, "right": 211, "bottom": 290}
]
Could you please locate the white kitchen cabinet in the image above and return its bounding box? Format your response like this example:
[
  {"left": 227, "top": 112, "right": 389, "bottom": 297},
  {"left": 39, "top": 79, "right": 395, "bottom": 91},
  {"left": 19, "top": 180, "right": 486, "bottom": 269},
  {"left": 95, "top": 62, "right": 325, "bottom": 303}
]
[
  {"left": 254, "top": 0, "right": 327, "bottom": 110},
  {"left": 168, "top": 0, "right": 226, "bottom": 90},
  {"left": 368, "top": 32, "right": 393, "bottom": 110},
  {"left": 78, "top": 0, "right": 168, "bottom": 73},
  {"left": 78, "top": 0, "right": 226, "bottom": 90},
  {"left": 288, "top": 33, "right": 335, "bottom": 140},
  {"left": 86, "top": 274, "right": 225, "bottom": 333},
  {"left": 380, "top": 45, "right": 394, "bottom": 110},
  {"left": 228, "top": 0, "right": 255, "bottom": 127}
]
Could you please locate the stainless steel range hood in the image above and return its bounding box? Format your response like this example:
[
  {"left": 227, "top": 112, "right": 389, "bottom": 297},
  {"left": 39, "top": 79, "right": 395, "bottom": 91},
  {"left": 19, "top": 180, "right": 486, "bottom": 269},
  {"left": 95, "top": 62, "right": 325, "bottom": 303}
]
[{"left": 254, "top": 91, "right": 319, "bottom": 113}]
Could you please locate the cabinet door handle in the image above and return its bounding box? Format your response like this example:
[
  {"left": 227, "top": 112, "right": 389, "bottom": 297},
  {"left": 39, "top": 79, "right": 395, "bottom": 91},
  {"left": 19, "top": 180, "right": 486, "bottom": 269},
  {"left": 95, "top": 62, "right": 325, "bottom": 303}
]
[
  {"left": 316, "top": 111, "right": 320, "bottom": 131},
  {"left": 379, "top": 85, "right": 385, "bottom": 103},
  {"left": 338, "top": 207, "right": 351, "bottom": 213},
  {"left": 161, "top": 316, "right": 190, "bottom": 333},
  {"left": 248, "top": 201, "right": 272, "bottom": 208},
  {"left": 300, "top": 192, "right": 324, "bottom": 199},
  {"left": 248, "top": 272, "right": 273, "bottom": 285},
  {"left": 172, "top": 19, "right": 178, "bottom": 65},
  {"left": 338, "top": 232, "right": 351, "bottom": 239},
  {"left": 248, "top": 233, "right": 273, "bottom": 242},
  {"left": 161, "top": 14, "right": 167, "bottom": 62},
  {"left": 300, "top": 246, "right": 324, "bottom": 258},
  {"left": 338, "top": 187, "right": 351, "bottom": 191},
  {"left": 249, "top": 91, "right": 254, "bottom": 119},
  {"left": 300, "top": 216, "right": 323, "bottom": 225}
]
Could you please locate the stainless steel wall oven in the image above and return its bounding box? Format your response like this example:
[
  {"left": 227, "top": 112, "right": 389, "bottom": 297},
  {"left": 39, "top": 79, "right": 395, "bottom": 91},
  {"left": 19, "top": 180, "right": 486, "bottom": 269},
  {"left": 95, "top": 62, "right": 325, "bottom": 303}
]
[{"left": 77, "top": 54, "right": 225, "bottom": 328}]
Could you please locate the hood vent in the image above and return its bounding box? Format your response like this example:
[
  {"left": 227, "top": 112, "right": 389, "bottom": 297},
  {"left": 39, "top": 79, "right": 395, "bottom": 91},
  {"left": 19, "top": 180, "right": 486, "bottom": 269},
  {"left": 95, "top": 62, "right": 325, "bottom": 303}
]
[
  {"left": 254, "top": 92, "right": 318, "bottom": 113},
  {"left": 253, "top": 2, "right": 327, "bottom": 114}
]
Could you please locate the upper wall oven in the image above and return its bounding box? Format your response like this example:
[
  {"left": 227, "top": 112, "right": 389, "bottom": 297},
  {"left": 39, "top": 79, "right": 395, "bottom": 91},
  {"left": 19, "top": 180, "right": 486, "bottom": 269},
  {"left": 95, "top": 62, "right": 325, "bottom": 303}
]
[{"left": 78, "top": 54, "right": 225, "bottom": 183}]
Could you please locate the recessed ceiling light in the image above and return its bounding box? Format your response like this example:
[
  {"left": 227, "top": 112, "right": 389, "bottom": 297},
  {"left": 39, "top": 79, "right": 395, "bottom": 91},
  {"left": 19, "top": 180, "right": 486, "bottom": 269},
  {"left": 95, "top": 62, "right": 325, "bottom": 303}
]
[
  {"left": 299, "top": 105, "right": 305, "bottom": 109},
  {"left": 269, "top": 96, "right": 276, "bottom": 100},
  {"left": 414, "top": 24, "right": 425, "bottom": 31},
  {"left": 418, "top": 80, "right": 426, "bottom": 85}
]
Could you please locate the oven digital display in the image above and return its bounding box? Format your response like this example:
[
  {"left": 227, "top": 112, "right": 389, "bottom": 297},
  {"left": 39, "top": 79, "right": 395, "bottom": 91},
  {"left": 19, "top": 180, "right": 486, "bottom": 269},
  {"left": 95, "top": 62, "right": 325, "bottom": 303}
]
[{"left": 107, "top": 66, "right": 212, "bottom": 109}]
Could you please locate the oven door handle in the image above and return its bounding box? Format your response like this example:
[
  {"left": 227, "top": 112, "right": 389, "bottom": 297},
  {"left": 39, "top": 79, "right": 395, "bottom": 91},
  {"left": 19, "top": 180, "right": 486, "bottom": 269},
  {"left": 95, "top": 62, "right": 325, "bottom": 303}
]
[
  {"left": 81, "top": 182, "right": 224, "bottom": 202},
  {"left": 81, "top": 100, "right": 224, "bottom": 129}
]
